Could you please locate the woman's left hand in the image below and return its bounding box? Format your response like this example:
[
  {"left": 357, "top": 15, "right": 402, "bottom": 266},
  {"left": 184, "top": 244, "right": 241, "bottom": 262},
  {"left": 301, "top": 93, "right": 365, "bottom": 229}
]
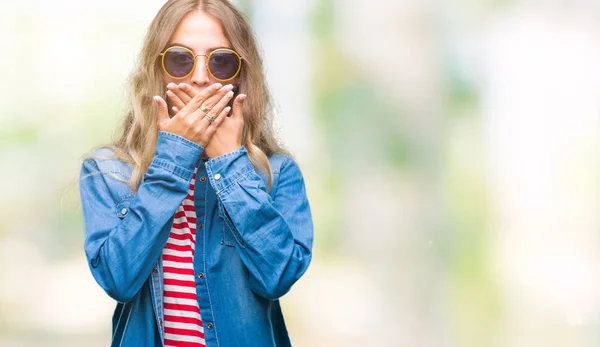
[{"left": 168, "top": 83, "right": 246, "bottom": 158}]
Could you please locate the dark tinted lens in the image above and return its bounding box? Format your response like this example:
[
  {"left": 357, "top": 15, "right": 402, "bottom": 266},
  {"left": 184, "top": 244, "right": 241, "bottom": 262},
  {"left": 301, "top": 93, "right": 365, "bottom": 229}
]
[
  {"left": 209, "top": 51, "right": 240, "bottom": 80},
  {"left": 164, "top": 48, "right": 194, "bottom": 78}
]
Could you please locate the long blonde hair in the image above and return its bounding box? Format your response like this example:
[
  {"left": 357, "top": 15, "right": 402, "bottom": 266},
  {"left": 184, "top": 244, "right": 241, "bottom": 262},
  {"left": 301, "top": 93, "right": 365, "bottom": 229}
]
[{"left": 84, "top": 0, "right": 290, "bottom": 194}]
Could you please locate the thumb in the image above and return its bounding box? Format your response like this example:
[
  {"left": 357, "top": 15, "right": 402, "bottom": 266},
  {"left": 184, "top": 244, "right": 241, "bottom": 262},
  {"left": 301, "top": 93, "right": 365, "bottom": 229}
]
[
  {"left": 154, "top": 95, "right": 170, "bottom": 127},
  {"left": 231, "top": 94, "right": 246, "bottom": 119}
]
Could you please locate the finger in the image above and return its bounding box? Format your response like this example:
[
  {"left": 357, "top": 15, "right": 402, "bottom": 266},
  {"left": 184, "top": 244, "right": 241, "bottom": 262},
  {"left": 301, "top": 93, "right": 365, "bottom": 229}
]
[
  {"left": 154, "top": 95, "right": 170, "bottom": 125},
  {"left": 199, "top": 84, "right": 234, "bottom": 114},
  {"left": 166, "top": 89, "right": 186, "bottom": 111},
  {"left": 177, "top": 83, "right": 196, "bottom": 101},
  {"left": 167, "top": 83, "right": 192, "bottom": 104},
  {"left": 206, "top": 90, "right": 235, "bottom": 118},
  {"left": 177, "top": 83, "right": 222, "bottom": 118},
  {"left": 203, "top": 106, "right": 231, "bottom": 138},
  {"left": 210, "top": 106, "right": 232, "bottom": 128},
  {"left": 190, "top": 89, "right": 234, "bottom": 128},
  {"left": 231, "top": 94, "right": 246, "bottom": 119},
  {"left": 172, "top": 106, "right": 180, "bottom": 114}
]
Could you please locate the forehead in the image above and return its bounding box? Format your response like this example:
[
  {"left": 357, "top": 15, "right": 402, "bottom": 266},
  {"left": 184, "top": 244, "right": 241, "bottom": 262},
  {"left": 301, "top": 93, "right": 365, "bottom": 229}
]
[{"left": 169, "top": 10, "right": 231, "bottom": 53}]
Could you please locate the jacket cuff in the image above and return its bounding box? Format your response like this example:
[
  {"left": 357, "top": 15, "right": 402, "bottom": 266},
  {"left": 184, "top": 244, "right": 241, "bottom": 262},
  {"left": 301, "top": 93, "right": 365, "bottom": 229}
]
[
  {"left": 149, "top": 131, "right": 204, "bottom": 180},
  {"left": 204, "top": 146, "right": 255, "bottom": 193}
]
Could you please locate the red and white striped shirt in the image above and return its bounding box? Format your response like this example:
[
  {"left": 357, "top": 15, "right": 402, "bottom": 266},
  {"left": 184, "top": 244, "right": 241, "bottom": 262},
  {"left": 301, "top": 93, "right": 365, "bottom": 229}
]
[{"left": 161, "top": 167, "right": 206, "bottom": 347}]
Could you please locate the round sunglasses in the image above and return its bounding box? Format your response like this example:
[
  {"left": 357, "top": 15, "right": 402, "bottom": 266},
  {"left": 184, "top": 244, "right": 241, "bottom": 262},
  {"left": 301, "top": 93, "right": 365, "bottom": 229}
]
[{"left": 159, "top": 46, "right": 243, "bottom": 82}]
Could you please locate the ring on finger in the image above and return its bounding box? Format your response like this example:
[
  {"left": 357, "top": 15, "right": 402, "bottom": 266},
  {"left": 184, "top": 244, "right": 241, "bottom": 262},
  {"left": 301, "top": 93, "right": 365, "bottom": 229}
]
[
  {"left": 200, "top": 105, "right": 211, "bottom": 114},
  {"left": 205, "top": 113, "right": 216, "bottom": 123}
]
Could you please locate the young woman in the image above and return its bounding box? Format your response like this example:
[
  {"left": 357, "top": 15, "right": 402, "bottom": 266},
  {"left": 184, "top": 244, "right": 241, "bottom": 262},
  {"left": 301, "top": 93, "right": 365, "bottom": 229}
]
[{"left": 78, "top": 1, "right": 313, "bottom": 346}]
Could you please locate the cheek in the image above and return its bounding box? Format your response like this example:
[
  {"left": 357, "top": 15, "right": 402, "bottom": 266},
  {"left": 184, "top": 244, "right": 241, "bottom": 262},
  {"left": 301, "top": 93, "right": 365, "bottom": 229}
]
[{"left": 162, "top": 73, "right": 174, "bottom": 86}]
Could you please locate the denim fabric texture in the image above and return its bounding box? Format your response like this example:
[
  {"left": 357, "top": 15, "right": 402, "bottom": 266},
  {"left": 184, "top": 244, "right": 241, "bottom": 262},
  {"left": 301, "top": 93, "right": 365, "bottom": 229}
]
[{"left": 79, "top": 131, "right": 314, "bottom": 346}]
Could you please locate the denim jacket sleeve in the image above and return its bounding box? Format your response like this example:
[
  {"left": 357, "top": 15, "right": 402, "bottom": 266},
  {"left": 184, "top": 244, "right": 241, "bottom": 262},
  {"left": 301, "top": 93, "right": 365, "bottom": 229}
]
[
  {"left": 79, "top": 131, "right": 203, "bottom": 303},
  {"left": 205, "top": 146, "right": 314, "bottom": 300}
]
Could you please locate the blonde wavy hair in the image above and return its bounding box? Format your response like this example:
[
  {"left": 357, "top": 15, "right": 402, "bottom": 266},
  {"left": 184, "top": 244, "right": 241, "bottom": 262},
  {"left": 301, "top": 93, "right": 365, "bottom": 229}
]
[{"left": 84, "top": 0, "right": 290, "bottom": 194}]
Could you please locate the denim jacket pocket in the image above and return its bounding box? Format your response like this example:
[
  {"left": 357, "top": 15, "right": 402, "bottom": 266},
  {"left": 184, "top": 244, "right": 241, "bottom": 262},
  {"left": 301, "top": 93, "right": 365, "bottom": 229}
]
[
  {"left": 220, "top": 221, "right": 236, "bottom": 247},
  {"left": 217, "top": 203, "right": 245, "bottom": 248}
]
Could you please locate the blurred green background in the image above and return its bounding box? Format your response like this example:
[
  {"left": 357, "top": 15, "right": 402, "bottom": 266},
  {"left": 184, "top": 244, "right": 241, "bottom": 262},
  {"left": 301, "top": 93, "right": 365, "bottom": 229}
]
[{"left": 0, "top": 0, "right": 599, "bottom": 346}]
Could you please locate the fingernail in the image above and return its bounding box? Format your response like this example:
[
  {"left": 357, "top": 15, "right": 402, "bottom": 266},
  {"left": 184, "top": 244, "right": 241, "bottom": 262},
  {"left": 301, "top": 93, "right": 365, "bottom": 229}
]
[
  {"left": 214, "top": 83, "right": 223, "bottom": 89},
  {"left": 166, "top": 90, "right": 175, "bottom": 97},
  {"left": 167, "top": 83, "right": 176, "bottom": 89},
  {"left": 178, "top": 83, "right": 187, "bottom": 89},
  {"left": 153, "top": 95, "right": 160, "bottom": 102},
  {"left": 238, "top": 94, "right": 247, "bottom": 101},
  {"left": 224, "top": 106, "right": 231, "bottom": 113},
  {"left": 227, "top": 91, "right": 234, "bottom": 97}
]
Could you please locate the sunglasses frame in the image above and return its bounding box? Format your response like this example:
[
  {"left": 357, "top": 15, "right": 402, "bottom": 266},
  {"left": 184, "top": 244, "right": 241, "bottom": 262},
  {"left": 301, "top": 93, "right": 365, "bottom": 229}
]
[{"left": 159, "top": 46, "right": 243, "bottom": 82}]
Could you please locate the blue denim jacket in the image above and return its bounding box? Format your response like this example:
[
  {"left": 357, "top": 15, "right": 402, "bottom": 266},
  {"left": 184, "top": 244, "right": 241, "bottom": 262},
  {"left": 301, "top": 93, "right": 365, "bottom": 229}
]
[{"left": 79, "top": 131, "right": 313, "bottom": 346}]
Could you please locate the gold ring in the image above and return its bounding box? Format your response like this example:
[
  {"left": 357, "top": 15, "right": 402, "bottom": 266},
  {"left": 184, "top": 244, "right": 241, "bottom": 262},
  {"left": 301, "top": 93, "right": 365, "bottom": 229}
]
[
  {"left": 200, "top": 105, "right": 211, "bottom": 113},
  {"left": 205, "top": 113, "right": 216, "bottom": 123}
]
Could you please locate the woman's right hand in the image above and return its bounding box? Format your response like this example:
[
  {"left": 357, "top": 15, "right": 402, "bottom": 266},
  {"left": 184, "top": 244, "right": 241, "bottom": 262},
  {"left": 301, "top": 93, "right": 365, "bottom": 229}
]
[{"left": 154, "top": 83, "right": 236, "bottom": 148}]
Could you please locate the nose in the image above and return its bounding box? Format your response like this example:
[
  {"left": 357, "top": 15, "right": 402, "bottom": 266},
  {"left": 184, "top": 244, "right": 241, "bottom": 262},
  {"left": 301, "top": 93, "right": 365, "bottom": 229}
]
[{"left": 190, "top": 57, "right": 210, "bottom": 86}]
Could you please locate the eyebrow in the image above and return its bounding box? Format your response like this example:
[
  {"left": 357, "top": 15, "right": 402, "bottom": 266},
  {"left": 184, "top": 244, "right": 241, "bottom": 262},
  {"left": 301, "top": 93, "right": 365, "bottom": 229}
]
[{"left": 168, "top": 42, "right": 232, "bottom": 54}]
